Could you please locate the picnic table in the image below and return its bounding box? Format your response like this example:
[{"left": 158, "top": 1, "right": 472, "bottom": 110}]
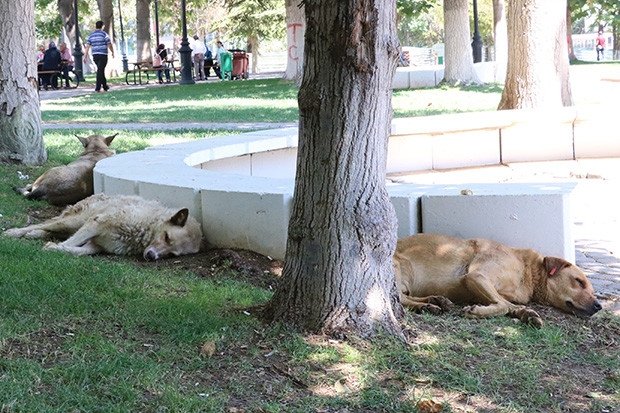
[
  {"left": 38, "top": 61, "right": 80, "bottom": 90},
  {"left": 125, "top": 60, "right": 178, "bottom": 85}
]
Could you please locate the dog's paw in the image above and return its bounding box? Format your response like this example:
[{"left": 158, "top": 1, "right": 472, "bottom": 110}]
[
  {"left": 43, "top": 241, "right": 60, "bottom": 251},
  {"left": 4, "top": 228, "right": 24, "bottom": 238},
  {"left": 462, "top": 305, "right": 479, "bottom": 318},
  {"left": 428, "top": 296, "right": 454, "bottom": 311},
  {"left": 420, "top": 303, "right": 444, "bottom": 315},
  {"left": 520, "top": 309, "right": 544, "bottom": 329}
]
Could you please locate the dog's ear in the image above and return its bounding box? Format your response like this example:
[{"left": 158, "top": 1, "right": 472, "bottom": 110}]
[
  {"left": 75, "top": 135, "right": 88, "bottom": 147},
  {"left": 543, "top": 256, "right": 571, "bottom": 277},
  {"left": 170, "top": 208, "right": 189, "bottom": 227},
  {"left": 104, "top": 133, "right": 119, "bottom": 146}
]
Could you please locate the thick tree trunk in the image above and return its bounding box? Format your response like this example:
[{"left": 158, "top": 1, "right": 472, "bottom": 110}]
[
  {"left": 58, "top": 0, "right": 77, "bottom": 51},
  {"left": 498, "top": 0, "right": 572, "bottom": 109},
  {"left": 97, "top": 0, "right": 115, "bottom": 44},
  {"left": 283, "top": 0, "right": 305, "bottom": 85},
  {"left": 263, "top": 0, "right": 404, "bottom": 338},
  {"left": 136, "top": 0, "right": 152, "bottom": 62},
  {"left": 492, "top": 0, "right": 507, "bottom": 83},
  {"left": 0, "top": 0, "right": 46, "bottom": 165},
  {"left": 443, "top": 0, "right": 480, "bottom": 85}
]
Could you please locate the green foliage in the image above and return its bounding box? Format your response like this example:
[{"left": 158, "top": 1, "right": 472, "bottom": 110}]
[
  {"left": 219, "top": 0, "right": 286, "bottom": 46},
  {"left": 35, "top": 0, "right": 63, "bottom": 45},
  {"left": 570, "top": 0, "right": 620, "bottom": 31},
  {"left": 397, "top": 0, "right": 437, "bottom": 18}
]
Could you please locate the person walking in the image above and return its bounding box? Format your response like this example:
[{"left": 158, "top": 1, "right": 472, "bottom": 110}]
[
  {"left": 595, "top": 31, "right": 606, "bottom": 61},
  {"left": 83, "top": 20, "right": 115, "bottom": 92}
]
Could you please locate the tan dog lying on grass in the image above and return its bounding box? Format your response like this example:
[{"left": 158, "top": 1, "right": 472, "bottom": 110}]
[
  {"left": 4, "top": 193, "right": 203, "bottom": 261},
  {"left": 14, "top": 133, "right": 117, "bottom": 206},
  {"left": 393, "top": 233, "right": 602, "bottom": 328}
]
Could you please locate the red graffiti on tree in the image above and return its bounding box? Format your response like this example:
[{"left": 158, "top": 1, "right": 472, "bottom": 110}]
[{"left": 287, "top": 23, "right": 303, "bottom": 61}]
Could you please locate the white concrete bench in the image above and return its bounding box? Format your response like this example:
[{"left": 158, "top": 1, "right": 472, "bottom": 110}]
[{"left": 95, "top": 104, "right": 617, "bottom": 261}]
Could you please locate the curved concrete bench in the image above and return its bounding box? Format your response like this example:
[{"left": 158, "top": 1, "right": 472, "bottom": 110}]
[{"left": 94, "top": 104, "right": 617, "bottom": 261}]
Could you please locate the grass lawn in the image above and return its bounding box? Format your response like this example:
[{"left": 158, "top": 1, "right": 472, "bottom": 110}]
[
  {"left": 0, "top": 62, "right": 618, "bottom": 411},
  {"left": 41, "top": 62, "right": 619, "bottom": 125}
]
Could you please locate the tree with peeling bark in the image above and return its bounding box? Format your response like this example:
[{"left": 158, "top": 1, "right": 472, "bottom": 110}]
[
  {"left": 498, "top": 0, "right": 572, "bottom": 109},
  {"left": 262, "top": 0, "right": 405, "bottom": 338},
  {"left": 443, "top": 0, "right": 480, "bottom": 85},
  {"left": 0, "top": 0, "right": 46, "bottom": 165}
]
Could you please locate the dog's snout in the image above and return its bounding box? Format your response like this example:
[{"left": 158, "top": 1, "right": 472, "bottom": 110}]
[
  {"left": 592, "top": 300, "right": 602, "bottom": 312},
  {"left": 144, "top": 248, "right": 159, "bottom": 261}
]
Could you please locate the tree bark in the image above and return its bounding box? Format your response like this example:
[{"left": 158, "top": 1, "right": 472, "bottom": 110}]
[
  {"left": 58, "top": 0, "right": 77, "bottom": 52},
  {"left": 0, "top": 0, "right": 46, "bottom": 165},
  {"left": 613, "top": 27, "right": 619, "bottom": 61},
  {"left": 283, "top": 0, "right": 305, "bottom": 85},
  {"left": 97, "top": 0, "right": 115, "bottom": 44},
  {"left": 136, "top": 0, "right": 152, "bottom": 62},
  {"left": 443, "top": 0, "right": 480, "bottom": 85},
  {"left": 498, "top": 0, "right": 572, "bottom": 109},
  {"left": 492, "top": 0, "right": 507, "bottom": 83},
  {"left": 566, "top": 4, "right": 577, "bottom": 62},
  {"left": 263, "top": 0, "right": 405, "bottom": 338}
]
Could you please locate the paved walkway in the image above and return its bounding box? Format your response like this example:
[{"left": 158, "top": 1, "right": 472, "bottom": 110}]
[{"left": 39, "top": 72, "right": 620, "bottom": 316}]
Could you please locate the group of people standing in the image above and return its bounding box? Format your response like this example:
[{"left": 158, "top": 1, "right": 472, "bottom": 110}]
[{"left": 189, "top": 36, "right": 227, "bottom": 81}]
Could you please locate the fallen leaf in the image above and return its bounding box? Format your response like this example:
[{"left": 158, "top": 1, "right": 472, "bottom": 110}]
[
  {"left": 200, "top": 341, "right": 216, "bottom": 357},
  {"left": 417, "top": 399, "right": 443, "bottom": 413},
  {"left": 334, "top": 379, "right": 350, "bottom": 394}
]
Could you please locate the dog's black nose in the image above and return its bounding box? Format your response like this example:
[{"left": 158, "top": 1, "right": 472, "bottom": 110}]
[
  {"left": 593, "top": 301, "right": 602, "bottom": 312},
  {"left": 144, "top": 250, "right": 158, "bottom": 261}
]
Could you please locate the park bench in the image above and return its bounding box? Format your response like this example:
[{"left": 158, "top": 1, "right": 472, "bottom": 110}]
[
  {"left": 125, "top": 62, "right": 159, "bottom": 85},
  {"left": 38, "top": 67, "right": 80, "bottom": 90}
]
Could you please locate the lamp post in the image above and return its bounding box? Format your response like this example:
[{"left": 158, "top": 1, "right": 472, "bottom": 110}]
[
  {"left": 72, "top": 0, "right": 85, "bottom": 81},
  {"left": 471, "top": 0, "right": 483, "bottom": 63},
  {"left": 118, "top": 0, "right": 128, "bottom": 71},
  {"left": 178, "top": 0, "right": 195, "bottom": 84},
  {"left": 154, "top": 0, "right": 160, "bottom": 47}
]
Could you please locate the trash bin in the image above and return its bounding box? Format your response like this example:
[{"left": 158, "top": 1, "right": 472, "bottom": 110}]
[
  {"left": 219, "top": 52, "right": 232, "bottom": 80},
  {"left": 229, "top": 49, "right": 249, "bottom": 80}
]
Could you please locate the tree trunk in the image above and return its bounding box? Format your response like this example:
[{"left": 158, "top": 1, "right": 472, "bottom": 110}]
[
  {"left": 283, "top": 0, "right": 305, "bottom": 85},
  {"left": 443, "top": 0, "right": 480, "bottom": 85},
  {"left": 0, "top": 0, "right": 46, "bottom": 165},
  {"left": 97, "top": 0, "right": 115, "bottom": 44},
  {"left": 263, "top": 0, "right": 405, "bottom": 338},
  {"left": 58, "top": 0, "right": 77, "bottom": 51},
  {"left": 498, "top": 0, "right": 572, "bottom": 109},
  {"left": 136, "top": 0, "right": 152, "bottom": 62},
  {"left": 566, "top": 4, "right": 577, "bottom": 62},
  {"left": 613, "top": 27, "right": 620, "bottom": 61},
  {"left": 492, "top": 0, "right": 507, "bottom": 83},
  {"left": 248, "top": 35, "right": 259, "bottom": 73}
]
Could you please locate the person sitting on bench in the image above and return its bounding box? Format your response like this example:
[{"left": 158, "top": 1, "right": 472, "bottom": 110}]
[
  {"left": 59, "top": 42, "right": 74, "bottom": 89},
  {"left": 41, "top": 41, "right": 62, "bottom": 90}
]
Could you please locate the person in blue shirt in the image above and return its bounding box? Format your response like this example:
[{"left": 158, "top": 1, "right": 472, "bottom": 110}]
[{"left": 83, "top": 21, "right": 115, "bottom": 92}]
